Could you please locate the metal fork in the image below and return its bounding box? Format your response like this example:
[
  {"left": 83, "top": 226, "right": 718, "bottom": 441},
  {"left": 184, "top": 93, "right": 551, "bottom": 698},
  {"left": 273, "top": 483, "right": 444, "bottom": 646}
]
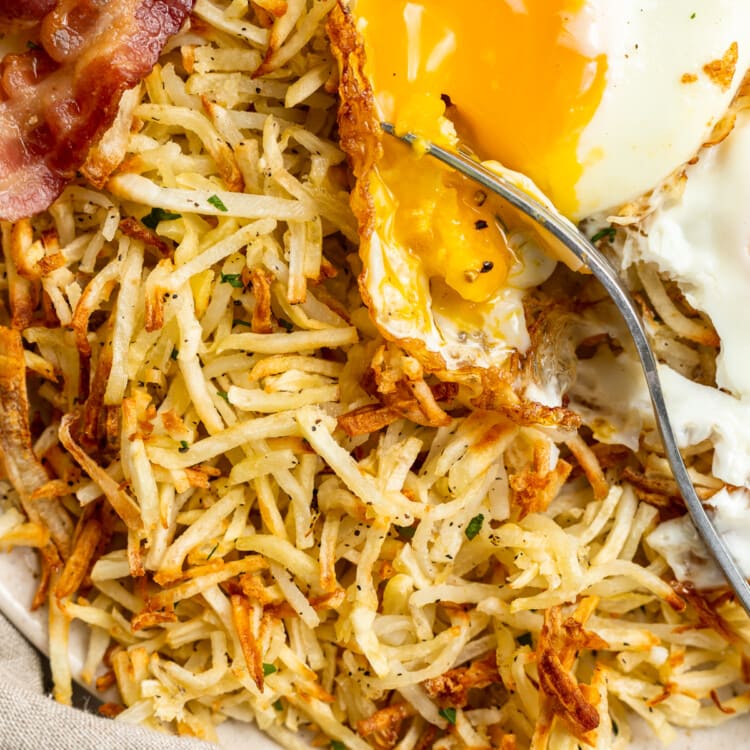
[{"left": 381, "top": 121, "right": 750, "bottom": 615}]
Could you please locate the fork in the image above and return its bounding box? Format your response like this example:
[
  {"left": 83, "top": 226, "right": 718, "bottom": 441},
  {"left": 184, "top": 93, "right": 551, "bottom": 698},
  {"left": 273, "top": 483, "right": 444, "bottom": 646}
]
[{"left": 381, "top": 121, "right": 750, "bottom": 615}]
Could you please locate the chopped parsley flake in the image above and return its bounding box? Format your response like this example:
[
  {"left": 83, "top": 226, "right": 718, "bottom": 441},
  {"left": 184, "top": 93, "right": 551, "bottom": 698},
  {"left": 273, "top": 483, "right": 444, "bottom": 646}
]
[
  {"left": 142, "top": 207, "right": 181, "bottom": 229},
  {"left": 439, "top": 707, "right": 457, "bottom": 724},
  {"left": 273, "top": 699, "right": 283, "bottom": 711},
  {"left": 178, "top": 440, "right": 189, "bottom": 453},
  {"left": 517, "top": 632, "right": 533, "bottom": 647},
  {"left": 208, "top": 194, "right": 228, "bottom": 211},
  {"left": 216, "top": 390, "right": 230, "bottom": 403},
  {"left": 330, "top": 742, "right": 346, "bottom": 750},
  {"left": 232, "top": 319, "right": 252, "bottom": 327},
  {"left": 395, "top": 524, "right": 416, "bottom": 540},
  {"left": 590, "top": 226, "right": 616, "bottom": 243},
  {"left": 465, "top": 513, "right": 485, "bottom": 540},
  {"left": 220, "top": 273, "right": 244, "bottom": 288},
  {"left": 206, "top": 543, "right": 219, "bottom": 560},
  {"left": 170, "top": 348, "right": 179, "bottom": 361},
  {"left": 262, "top": 663, "right": 277, "bottom": 676}
]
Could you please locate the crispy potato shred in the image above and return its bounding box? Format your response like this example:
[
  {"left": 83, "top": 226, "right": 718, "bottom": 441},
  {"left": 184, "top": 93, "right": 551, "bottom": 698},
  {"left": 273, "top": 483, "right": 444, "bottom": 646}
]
[{"left": 0, "top": 1, "right": 748, "bottom": 749}]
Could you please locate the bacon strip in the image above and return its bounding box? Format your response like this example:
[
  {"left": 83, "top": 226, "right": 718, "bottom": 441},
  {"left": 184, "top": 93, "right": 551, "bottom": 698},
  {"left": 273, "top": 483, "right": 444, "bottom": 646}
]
[
  {"left": 0, "top": 0, "right": 194, "bottom": 221},
  {"left": 0, "top": 0, "right": 56, "bottom": 25}
]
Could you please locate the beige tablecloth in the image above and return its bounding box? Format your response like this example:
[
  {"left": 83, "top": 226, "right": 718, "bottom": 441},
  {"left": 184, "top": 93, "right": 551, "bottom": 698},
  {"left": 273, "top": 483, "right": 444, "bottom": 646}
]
[{"left": 0, "top": 612, "right": 216, "bottom": 750}]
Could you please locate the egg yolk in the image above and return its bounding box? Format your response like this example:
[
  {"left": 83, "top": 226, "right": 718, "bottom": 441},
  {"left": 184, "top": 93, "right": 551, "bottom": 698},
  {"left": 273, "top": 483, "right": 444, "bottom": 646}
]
[{"left": 355, "top": 0, "right": 607, "bottom": 303}]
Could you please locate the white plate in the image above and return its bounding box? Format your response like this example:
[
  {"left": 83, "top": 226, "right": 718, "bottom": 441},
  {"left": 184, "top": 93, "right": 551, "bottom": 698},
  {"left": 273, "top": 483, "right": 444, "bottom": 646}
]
[{"left": 0, "top": 544, "right": 747, "bottom": 749}]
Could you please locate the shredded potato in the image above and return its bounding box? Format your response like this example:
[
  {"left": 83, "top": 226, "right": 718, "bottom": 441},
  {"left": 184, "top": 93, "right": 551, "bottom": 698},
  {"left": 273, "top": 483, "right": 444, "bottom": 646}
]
[{"left": 0, "top": 2, "right": 749, "bottom": 750}]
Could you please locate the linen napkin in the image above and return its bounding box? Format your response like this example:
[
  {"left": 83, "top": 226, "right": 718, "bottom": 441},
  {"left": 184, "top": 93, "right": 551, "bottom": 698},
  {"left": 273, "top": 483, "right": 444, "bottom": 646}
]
[{"left": 0, "top": 612, "right": 215, "bottom": 750}]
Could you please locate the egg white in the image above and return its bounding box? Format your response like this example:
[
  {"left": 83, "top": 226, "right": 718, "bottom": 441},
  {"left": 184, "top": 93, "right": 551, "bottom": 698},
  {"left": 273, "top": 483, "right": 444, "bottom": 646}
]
[
  {"left": 574, "top": 0, "right": 750, "bottom": 218},
  {"left": 576, "top": 97, "right": 750, "bottom": 588},
  {"left": 621, "top": 108, "right": 750, "bottom": 486}
]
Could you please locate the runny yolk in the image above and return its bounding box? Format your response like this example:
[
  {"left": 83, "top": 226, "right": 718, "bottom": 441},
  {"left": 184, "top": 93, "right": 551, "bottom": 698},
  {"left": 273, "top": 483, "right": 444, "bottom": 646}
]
[{"left": 354, "top": 0, "right": 608, "bottom": 304}]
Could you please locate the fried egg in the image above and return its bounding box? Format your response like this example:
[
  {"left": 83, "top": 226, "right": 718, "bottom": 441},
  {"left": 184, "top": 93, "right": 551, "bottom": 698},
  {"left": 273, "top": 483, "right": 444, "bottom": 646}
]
[
  {"left": 357, "top": 0, "right": 750, "bottom": 218},
  {"left": 332, "top": 1, "right": 750, "bottom": 400},
  {"left": 606, "top": 102, "right": 750, "bottom": 586}
]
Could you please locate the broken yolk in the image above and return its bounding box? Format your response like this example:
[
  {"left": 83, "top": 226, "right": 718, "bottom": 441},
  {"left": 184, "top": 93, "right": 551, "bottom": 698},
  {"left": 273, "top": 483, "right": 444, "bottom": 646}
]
[{"left": 355, "top": 0, "right": 607, "bottom": 303}]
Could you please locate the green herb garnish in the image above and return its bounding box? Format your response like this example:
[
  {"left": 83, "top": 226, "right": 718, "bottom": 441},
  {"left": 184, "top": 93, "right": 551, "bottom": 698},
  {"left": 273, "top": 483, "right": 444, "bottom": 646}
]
[
  {"left": 395, "top": 524, "right": 416, "bottom": 540},
  {"left": 170, "top": 348, "right": 179, "bottom": 361},
  {"left": 178, "top": 440, "right": 189, "bottom": 453},
  {"left": 262, "top": 663, "right": 277, "bottom": 676},
  {"left": 438, "top": 707, "right": 457, "bottom": 725},
  {"left": 465, "top": 513, "right": 484, "bottom": 540},
  {"left": 220, "top": 273, "right": 244, "bottom": 288},
  {"left": 206, "top": 543, "right": 219, "bottom": 560},
  {"left": 517, "top": 632, "right": 533, "bottom": 648},
  {"left": 330, "top": 742, "right": 346, "bottom": 750},
  {"left": 590, "top": 226, "right": 616, "bottom": 243},
  {"left": 216, "top": 390, "right": 230, "bottom": 403},
  {"left": 142, "top": 207, "right": 181, "bottom": 229},
  {"left": 277, "top": 318, "right": 293, "bottom": 331},
  {"left": 208, "top": 194, "right": 228, "bottom": 212},
  {"left": 232, "top": 319, "right": 252, "bottom": 327}
]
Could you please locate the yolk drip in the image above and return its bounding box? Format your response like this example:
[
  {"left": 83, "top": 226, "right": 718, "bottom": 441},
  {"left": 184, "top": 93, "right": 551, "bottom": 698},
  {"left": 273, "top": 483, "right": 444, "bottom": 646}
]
[
  {"left": 386, "top": 140, "right": 511, "bottom": 304},
  {"left": 355, "top": 0, "right": 608, "bottom": 303}
]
